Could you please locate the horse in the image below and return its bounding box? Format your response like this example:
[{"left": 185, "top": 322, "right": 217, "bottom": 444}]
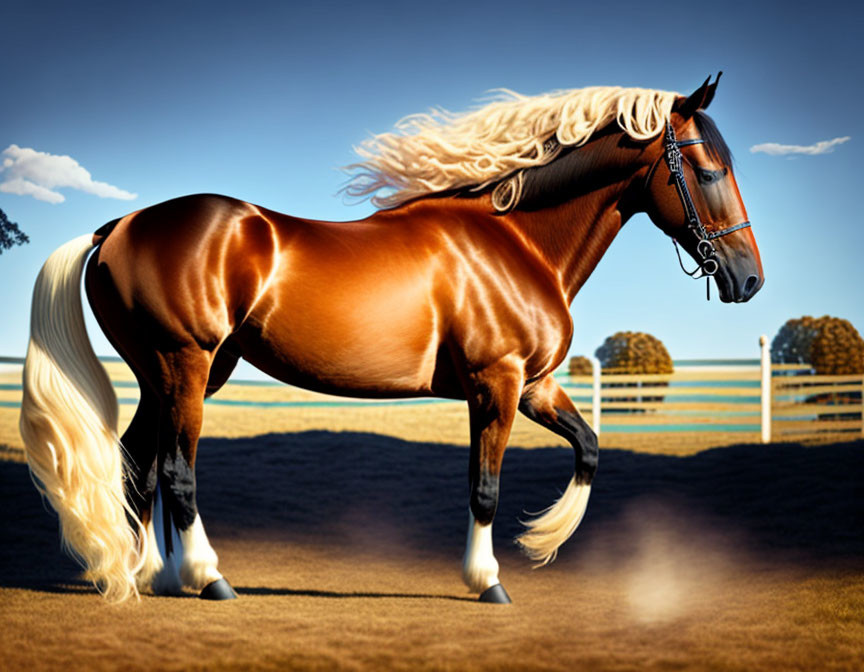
[{"left": 19, "top": 73, "right": 763, "bottom": 604}]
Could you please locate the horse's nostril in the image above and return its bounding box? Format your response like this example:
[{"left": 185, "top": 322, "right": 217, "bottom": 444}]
[{"left": 743, "top": 274, "right": 759, "bottom": 297}]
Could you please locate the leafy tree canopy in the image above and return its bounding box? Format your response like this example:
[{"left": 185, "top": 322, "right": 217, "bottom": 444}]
[
  {"left": 594, "top": 331, "right": 674, "bottom": 374},
  {"left": 0, "top": 208, "right": 29, "bottom": 254},
  {"left": 772, "top": 316, "right": 864, "bottom": 374},
  {"left": 568, "top": 355, "right": 593, "bottom": 376}
]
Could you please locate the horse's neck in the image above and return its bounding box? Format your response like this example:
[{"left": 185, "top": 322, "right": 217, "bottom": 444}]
[
  {"left": 504, "top": 134, "right": 652, "bottom": 302},
  {"left": 505, "top": 190, "right": 623, "bottom": 302}
]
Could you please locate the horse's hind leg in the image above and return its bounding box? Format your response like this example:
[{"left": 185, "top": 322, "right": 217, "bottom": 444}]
[
  {"left": 516, "top": 374, "right": 598, "bottom": 564},
  {"left": 156, "top": 346, "right": 236, "bottom": 600},
  {"left": 461, "top": 357, "right": 523, "bottom": 604},
  {"left": 122, "top": 386, "right": 182, "bottom": 595}
]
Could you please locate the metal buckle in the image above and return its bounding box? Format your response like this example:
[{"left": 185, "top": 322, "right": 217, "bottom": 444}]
[{"left": 700, "top": 257, "right": 719, "bottom": 276}]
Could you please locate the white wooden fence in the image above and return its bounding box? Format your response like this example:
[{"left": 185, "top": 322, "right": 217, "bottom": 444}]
[{"left": 564, "top": 336, "right": 864, "bottom": 443}]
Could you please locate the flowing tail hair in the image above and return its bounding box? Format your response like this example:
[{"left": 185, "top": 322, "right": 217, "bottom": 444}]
[
  {"left": 19, "top": 234, "right": 144, "bottom": 603},
  {"left": 516, "top": 477, "right": 592, "bottom": 567}
]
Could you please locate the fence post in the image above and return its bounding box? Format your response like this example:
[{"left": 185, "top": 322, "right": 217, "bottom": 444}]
[
  {"left": 760, "top": 335, "right": 771, "bottom": 443},
  {"left": 591, "top": 356, "right": 601, "bottom": 436}
]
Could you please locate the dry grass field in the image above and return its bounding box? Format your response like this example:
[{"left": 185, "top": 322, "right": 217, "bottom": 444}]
[{"left": 1, "top": 363, "right": 862, "bottom": 670}]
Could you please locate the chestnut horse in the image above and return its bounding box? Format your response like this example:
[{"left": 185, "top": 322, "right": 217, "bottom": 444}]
[{"left": 20, "top": 74, "right": 763, "bottom": 604}]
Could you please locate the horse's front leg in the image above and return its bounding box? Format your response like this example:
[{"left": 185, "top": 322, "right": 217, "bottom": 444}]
[
  {"left": 516, "top": 374, "right": 598, "bottom": 564},
  {"left": 461, "top": 356, "right": 523, "bottom": 604}
]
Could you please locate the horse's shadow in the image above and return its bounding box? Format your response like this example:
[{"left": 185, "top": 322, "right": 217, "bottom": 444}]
[
  {"left": 2, "top": 431, "right": 861, "bottom": 593},
  {"left": 234, "top": 586, "right": 475, "bottom": 602}
]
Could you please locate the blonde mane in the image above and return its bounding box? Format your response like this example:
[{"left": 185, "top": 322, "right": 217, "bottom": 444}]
[{"left": 343, "top": 86, "right": 680, "bottom": 211}]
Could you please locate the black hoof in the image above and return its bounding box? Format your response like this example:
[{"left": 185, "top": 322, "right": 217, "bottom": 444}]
[
  {"left": 478, "top": 583, "right": 511, "bottom": 604},
  {"left": 199, "top": 578, "right": 237, "bottom": 601}
]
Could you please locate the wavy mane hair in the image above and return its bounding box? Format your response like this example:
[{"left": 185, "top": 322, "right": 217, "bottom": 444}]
[{"left": 343, "top": 86, "right": 681, "bottom": 211}]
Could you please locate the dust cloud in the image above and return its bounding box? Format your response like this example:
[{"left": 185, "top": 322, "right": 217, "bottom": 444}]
[{"left": 581, "top": 498, "right": 746, "bottom": 625}]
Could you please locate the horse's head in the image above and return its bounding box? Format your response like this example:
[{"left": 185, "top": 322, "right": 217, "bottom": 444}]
[{"left": 643, "top": 75, "right": 764, "bottom": 303}]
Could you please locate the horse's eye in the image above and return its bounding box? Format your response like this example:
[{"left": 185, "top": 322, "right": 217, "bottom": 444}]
[{"left": 698, "top": 169, "right": 715, "bottom": 184}]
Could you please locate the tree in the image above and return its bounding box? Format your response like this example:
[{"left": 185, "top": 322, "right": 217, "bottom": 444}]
[
  {"left": 0, "top": 208, "right": 29, "bottom": 254},
  {"left": 771, "top": 316, "right": 864, "bottom": 375},
  {"left": 772, "top": 316, "right": 863, "bottom": 419},
  {"left": 568, "top": 355, "right": 593, "bottom": 376},
  {"left": 594, "top": 331, "right": 674, "bottom": 374},
  {"left": 594, "top": 331, "right": 673, "bottom": 407}
]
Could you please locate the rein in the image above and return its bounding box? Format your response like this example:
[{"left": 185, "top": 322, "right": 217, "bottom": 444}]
[{"left": 648, "top": 121, "right": 751, "bottom": 299}]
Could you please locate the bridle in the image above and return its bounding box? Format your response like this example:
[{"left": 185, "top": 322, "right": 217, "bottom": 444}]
[{"left": 646, "top": 120, "right": 751, "bottom": 298}]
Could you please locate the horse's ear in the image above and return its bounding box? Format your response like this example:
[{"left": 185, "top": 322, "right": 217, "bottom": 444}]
[
  {"left": 701, "top": 71, "right": 722, "bottom": 111},
  {"left": 674, "top": 75, "right": 715, "bottom": 118}
]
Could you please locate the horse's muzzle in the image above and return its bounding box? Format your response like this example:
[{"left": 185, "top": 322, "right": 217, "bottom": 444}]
[
  {"left": 715, "top": 264, "right": 764, "bottom": 303},
  {"left": 713, "top": 237, "right": 764, "bottom": 303}
]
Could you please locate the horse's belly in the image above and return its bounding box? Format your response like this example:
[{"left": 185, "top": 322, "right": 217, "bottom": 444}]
[{"left": 236, "top": 275, "right": 442, "bottom": 397}]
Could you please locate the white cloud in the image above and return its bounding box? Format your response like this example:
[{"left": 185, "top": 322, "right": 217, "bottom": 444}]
[
  {"left": 0, "top": 177, "right": 66, "bottom": 204},
  {"left": 749, "top": 136, "right": 851, "bottom": 156},
  {"left": 0, "top": 144, "right": 137, "bottom": 204}
]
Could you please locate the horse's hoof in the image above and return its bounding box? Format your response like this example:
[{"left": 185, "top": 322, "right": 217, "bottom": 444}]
[
  {"left": 199, "top": 578, "right": 238, "bottom": 601},
  {"left": 478, "top": 583, "right": 511, "bottom": 604}
]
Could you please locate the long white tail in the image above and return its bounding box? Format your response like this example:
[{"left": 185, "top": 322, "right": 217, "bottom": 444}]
[{"left": 19, "top": 234, "right": 143, "bottom": 602}]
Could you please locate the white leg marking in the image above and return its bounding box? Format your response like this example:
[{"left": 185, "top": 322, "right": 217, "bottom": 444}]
[
  {"left": 178, "top": 514, "right": 222, "bottom": 590},
  {"left": 462, "top": 511, "right": 500, "bottom": 593},
  {"left": 135, "top": 517, "right": 164, "bottom": 592},
  {"left": 148, "top": 486, "right": 183, "bottom": 596}
]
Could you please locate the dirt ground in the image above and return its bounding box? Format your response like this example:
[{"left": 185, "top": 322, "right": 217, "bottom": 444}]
[{"left": 1, "top": 431, "right": 862, "bottom": 671}]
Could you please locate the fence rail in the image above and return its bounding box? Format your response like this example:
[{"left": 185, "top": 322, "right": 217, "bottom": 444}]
[{"left": 1, "top": 337, "right": 862, "bottom": 442}]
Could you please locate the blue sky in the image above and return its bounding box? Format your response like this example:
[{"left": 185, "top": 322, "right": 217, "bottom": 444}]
[{"left": 1, "top": 0, "right": 860, "bottom": 377}]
